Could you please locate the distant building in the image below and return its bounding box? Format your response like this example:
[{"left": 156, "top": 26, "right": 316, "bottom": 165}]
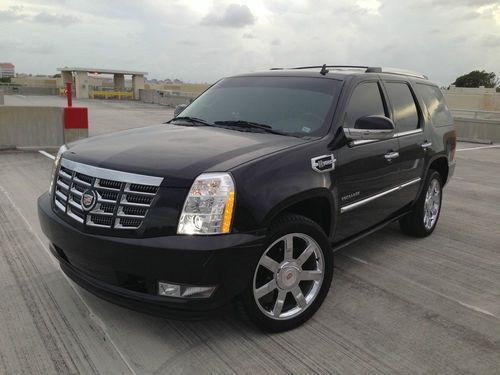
[{"left": 0, "top": 62, "right": 15, "bottom": 78}]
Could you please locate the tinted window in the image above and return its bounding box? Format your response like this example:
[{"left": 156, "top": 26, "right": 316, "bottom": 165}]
[
  {"left": 416, "top": 84, "right": 453, "bottom": 126},
  {"left": 179, "top": 77, "right": 342, "bottom": 137},
  {"left": 385, "top": 82, "right": 419, "bottom": 132},
  {"left": 344, "top": 82, "right": 385, "bottom": 128}
]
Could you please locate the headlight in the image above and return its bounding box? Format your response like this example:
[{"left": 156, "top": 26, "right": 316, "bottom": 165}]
[
  {"left": 177, "top": 172, "right": 235, "bottom": 235},
  {"left": 49, "top": 144, "right": 68, "bottom": 195}
]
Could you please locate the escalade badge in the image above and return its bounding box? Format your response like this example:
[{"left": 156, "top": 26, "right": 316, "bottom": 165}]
[
  {"left": 311, "top": 154, "right": 336, "bottom": 173},
  {"left": 81, "top": 189, "right": 97, "bottom": 211}
]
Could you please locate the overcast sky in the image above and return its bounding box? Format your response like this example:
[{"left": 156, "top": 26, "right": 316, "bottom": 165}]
[{"left": 1, "top": 0, "right": 499, "bottom": 85}]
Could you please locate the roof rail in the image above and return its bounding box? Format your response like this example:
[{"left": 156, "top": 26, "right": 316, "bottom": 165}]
[
  {"left": 287, "top": 65, "right": 428, "bottom": 80},
  {"left": 376, "top": 67, "right": 428, "bottom": 80},
  {"left": 291, "top": 65, "right": 371, "bottom": 71}
]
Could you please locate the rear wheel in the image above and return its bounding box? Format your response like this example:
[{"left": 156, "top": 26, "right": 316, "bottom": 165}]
[
  {"left": 399, "top": 170, "right": 443, "bottom": 237},
  {"left": 242, "top": 214, "right": 333, "bottom": 332}
]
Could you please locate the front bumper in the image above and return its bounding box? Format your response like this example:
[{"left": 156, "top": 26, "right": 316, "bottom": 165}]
[{"left": 38, "top": 192, "right": 265, "bottom": 318}]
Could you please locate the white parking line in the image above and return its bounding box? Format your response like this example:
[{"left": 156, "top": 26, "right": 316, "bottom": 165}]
[
  {"left": 456, "top": 145, "right": 500, "bottom": 152},
  {"left": 38, "top": 150, "right": 55, "bottom": 160}
]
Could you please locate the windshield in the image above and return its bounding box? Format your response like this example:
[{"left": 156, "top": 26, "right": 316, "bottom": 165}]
[{"left": 177, "top": 76, "right": 342, "bottom": 137}]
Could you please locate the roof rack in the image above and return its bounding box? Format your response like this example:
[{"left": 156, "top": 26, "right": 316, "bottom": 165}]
[{"left": 287, "top": 65, "right": 428, "bottom": 80}]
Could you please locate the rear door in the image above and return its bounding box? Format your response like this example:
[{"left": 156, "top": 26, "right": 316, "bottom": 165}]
[
  {"left": 335, "top": 79, "right": 401, "bottom": 241},
  {"left": 381, "top": 80, "right": 426, "bottom": 205}
]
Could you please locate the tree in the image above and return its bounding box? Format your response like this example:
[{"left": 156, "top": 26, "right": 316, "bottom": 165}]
[{"left": 453, "top": 70, "right": 498, "bottom": 88}]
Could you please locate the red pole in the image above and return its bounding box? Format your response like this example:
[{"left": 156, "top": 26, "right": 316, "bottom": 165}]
[{"left": 66, "top": 82, "right": 72, "bottom": 107}]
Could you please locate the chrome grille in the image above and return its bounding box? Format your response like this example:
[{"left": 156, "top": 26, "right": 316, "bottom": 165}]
[{"left": 53, "top": 158, "right": 163, "bottom": 230}]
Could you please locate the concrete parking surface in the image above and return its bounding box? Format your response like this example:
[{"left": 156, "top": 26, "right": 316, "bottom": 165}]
[{"left": 0, "top": 131, "right": 499, "bottom": 372}]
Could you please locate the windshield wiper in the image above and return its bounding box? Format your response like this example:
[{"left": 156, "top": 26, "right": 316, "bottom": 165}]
[
  {"left": 214, "top": 120, "right": 289, "bottom": 136},
  {"left": 168, "top": 116, "right": 214, "bottom": 127}
]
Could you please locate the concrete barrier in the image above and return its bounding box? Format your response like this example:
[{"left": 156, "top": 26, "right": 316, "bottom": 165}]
[
  {"left": 0, "top": 106, "right": 89, "bottom": 150},
  {"left": 139, "top": 89, "right": 193, "bottom": 107},
  {"left": 0, "top": 106, "right": 64, "bottom": 149},
  {"left": 0, "top": 89, "right": 4, "bottom": 105},
  {"left": 454, "top": 117, "right": 500, "bottom": 143}
]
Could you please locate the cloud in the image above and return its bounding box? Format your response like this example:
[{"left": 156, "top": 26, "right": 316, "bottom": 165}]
[
  {"left": 202, "top": 4, "right": 256, "bottom": 28},
  {"left": 270, "top": 39, "right": 281, "bottom": 46},
  {"left": 427, "top": 0, "right": 498, "bottom": 5},
  {"left": 263, "top": 0, "right": 291, "bottom": 15},
  {"left": 0, "top": 6, "right": 28, "bottom": 22},
  {"left": 0, "top": 6, "right": 79, "bottom": 26},
  {"left": 481, "top": 34, "right": 500, "bottom": 47},
  {"left": 2, "top": 0, "right": 500, "bottom": 86},
  {"left": 33, "top": 12, "right": 80, "bottom": 26},
  {"left": 178, "top": 40, "right": 197, "bottom": 46},
  {"left": 456, "top": 10, "right": 482, "bottom": 21},
  {"left": 20, "top": 44, "right": 56, "bottom": 54}
]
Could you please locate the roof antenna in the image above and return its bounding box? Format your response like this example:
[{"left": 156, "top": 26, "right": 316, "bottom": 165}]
[{"left": 320, "top": 64, "right": 329, "bottom": 75}]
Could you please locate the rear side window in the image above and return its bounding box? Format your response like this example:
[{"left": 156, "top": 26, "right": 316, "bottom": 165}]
[
  {"left": 416, "top": 84, "right": 453, "bottom": 126},
  {"left": 344, "top": 82, "right": 385, "bottom": 128},
  {"left": 385, "top": 82, "right": 420, "bottom": 132}
]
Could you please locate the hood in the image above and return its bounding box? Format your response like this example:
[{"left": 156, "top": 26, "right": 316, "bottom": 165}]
[{"left": 64, "top": 124, "right": 308, "bottom": 187}]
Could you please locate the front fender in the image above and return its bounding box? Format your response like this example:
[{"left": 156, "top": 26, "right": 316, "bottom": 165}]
[{"left": 230, "top": 141, "right": 338, "bottom": 238}]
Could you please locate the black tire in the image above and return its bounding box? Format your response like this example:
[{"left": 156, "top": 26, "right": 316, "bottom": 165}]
[
  {"left": 399, "top": 170, "right": 443, "bottom": 237},
  {"left": 241, "top": 214, "right": 334, "bottom": 332}
]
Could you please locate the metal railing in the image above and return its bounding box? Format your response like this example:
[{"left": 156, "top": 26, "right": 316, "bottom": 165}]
[{"left": 89, "top": 90, "right": 133, "bottom": 100}]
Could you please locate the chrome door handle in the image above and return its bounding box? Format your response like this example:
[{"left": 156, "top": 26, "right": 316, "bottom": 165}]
[
  {"left": 421, "top": 141, "right": 432, "bottom": 149},
  {"left": 384, "top": 152, "right": 399, "bottom": 160}
]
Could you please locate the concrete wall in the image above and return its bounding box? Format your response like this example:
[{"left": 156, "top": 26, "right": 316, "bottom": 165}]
[
  {"left": 454, "top": 117, "right": 500, "bottom": 143},
  {"left": 0, "top": 106, "right": 64, "bottom": 148},
  {"left": 11, "top": 77, "right": 58, "bottom": 88},
  {"left": 0, "top": 85, "right": 58, "bottom": 95},
  {"left": 447, "top": 86, "right": 497, "bottom": 94},
  {"left": 443, "top": 88, "right": 500, "bottom": 112},
  {"left": 139, "top": 89, "right": 193, "bottom": 107}
]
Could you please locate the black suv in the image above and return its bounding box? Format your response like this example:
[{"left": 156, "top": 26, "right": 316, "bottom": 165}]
[{"left": 38, "top": 65, "right": 456, "bottom": 332}]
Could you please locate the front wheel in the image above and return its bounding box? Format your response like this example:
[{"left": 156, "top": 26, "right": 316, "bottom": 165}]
[
  {"left": 242, "top": 214, "right": 333, "bottom": 332},
  {"left": 399, "top": 170, "right": 443, "bottom": 237}
]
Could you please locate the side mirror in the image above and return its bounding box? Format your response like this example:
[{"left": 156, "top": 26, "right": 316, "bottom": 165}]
[
  {"left": 344, "top": 115, "right": 395, "bottom": 141},
  {"left": 174, "top": 104, "right": 188, "bottom": 117}
]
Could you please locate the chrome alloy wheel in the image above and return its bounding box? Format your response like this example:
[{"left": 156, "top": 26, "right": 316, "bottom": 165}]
[
  {"left": 423, "top": 178, "right": 441, "bottom": 230},
  {"left": 253, "top": 233, "right": 325, "bottom": 320}
]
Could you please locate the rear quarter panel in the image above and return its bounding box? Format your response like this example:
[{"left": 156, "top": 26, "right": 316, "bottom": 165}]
[{"left": 410, "top": 79, "right": 456, "bottom": 185}]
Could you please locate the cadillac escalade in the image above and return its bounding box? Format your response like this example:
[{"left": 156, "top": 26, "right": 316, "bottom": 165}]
[{"left": 38, "top": 65, "right": 456, "bottom": 332}]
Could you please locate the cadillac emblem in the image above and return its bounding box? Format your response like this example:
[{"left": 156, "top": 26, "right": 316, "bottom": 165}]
[
  {"left": 311, "top": 154, "right": 336, "bottom": 173},
  {"left": 81, "top": 189, "right": 97, "bottom": 211}
]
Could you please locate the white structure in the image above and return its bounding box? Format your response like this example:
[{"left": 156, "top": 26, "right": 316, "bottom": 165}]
[
  {"left": 0, "top": 62, "right": 15, "bottom": 78},
  {"left": 57, "top": 67, "right": 147, "bottom": 99}
]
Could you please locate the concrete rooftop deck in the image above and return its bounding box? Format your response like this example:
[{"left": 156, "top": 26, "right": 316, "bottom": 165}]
[{"left": 0, "top": 97, "right": 499, "bottom": 374}]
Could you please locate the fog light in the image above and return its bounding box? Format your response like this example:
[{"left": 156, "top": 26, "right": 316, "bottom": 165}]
[{"left": 158, "top": 282, "right": 215, "bottom": 298}]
